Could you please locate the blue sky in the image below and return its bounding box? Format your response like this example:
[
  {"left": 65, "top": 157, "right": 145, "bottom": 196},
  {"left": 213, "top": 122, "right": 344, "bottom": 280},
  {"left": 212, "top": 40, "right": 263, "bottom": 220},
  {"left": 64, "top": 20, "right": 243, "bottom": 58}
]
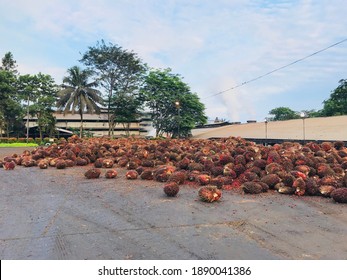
[{"left": 1, "top": 0, "right": 347, "bottom": 123}]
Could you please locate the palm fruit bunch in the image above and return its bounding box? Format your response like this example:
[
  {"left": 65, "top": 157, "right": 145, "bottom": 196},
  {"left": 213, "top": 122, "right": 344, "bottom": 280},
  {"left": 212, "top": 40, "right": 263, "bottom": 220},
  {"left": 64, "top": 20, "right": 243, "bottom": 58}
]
[
  {"left": 4, "top": 161, "right": 16, "bottom": 170},
  {"left": 84, "top": 168, "right": 101, "bottom": 179},
  {"left": 125, "top": 170, "right": 138, "bottom": 180},
  {"left": 331, "top": 188, "right": 347, "bottom": 203},
  {"left": 197, "top": 174, "right": 211, "bottom": 186},
  {"left": 163, "top": 182, "right": 180, "bottom": 197},
  {"left": 318, "top": 185, "right": 336, "bottom": 197},
  {"left": 198, "top": 186, "right": 222, "bottom": 202},
  {"left": 38, "top": 159, "right": 49, "bottom": 169},
  {"left": 153, "top": 165, "right": 176, "bottom": 182},
  {"left": 94, "top": 158, "right": 103, "bottom": 168},
  {"left": 105, "top": 169, "right": 118, "bottom": 179},
  {"left": 102, "top": 158, "right": 114, "bottom": 168},
  {"left": 168, "top": 171, "right": 186, "bottom": 185},
  {"left": 76, "top": 157, "right": 88, "bottom": 166},
  {"left": 260, "top": 174, "right": 281, "bottom": 189},
  {"left": 241, "top": 182, "right": 263, "bottom": 194},
  {"left": 140, "top": 169, "right": 154, "bottom": 180},
  {"left": 56, "top": 159, "right": 67, "bottom": 169}
]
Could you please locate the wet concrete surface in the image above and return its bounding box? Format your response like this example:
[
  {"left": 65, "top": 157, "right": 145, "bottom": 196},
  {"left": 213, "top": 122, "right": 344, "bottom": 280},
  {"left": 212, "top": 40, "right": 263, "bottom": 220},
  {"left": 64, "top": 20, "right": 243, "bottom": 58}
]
[{"left": 1, "top": 148, "right": 347, "bottom": 260}]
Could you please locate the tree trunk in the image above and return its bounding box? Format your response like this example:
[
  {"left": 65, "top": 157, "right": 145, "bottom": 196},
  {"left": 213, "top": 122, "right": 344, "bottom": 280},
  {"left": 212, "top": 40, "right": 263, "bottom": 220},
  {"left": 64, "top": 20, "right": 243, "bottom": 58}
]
[
  {"left": 107, "top": 89, "right": 112, "bottom": 136},
  {"left": 26, "top": 96, "right": 30, "bottom": 143},
  {"left": 79, "top": 109, "right": 83, "bottom": 138},
  {"left": 6, "top": 121, "right": 9, "bottom": 138},
  {"left": 39, "top": 127, "right": 43, "bottom": 140}
]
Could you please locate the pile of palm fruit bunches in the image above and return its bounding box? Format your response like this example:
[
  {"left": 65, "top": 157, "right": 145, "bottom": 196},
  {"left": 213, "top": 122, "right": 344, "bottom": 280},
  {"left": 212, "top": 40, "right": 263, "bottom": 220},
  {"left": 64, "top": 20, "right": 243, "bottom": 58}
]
[{"left": 1, "top": 135, "right": 347, "bottom": 204}]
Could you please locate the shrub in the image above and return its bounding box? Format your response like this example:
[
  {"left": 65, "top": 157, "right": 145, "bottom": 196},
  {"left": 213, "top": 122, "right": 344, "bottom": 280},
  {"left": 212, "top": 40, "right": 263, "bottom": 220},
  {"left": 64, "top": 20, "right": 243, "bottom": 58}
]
[{"left": 8, "top": 137, "right": 17, "bottom": 144}]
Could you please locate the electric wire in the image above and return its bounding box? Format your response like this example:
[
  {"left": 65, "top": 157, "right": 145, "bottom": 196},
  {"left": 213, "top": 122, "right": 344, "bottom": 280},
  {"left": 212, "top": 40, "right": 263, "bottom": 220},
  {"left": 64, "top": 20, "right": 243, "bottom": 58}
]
[{"left": 205, "top": 38, "right": 347, "bottom": 99}]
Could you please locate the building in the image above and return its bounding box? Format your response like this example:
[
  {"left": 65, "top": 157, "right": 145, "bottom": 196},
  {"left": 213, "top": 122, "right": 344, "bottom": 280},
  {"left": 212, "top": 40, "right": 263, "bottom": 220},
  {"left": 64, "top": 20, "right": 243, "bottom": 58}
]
[{"left": 24, "top": 110, "right": 153, "bottom": 138}]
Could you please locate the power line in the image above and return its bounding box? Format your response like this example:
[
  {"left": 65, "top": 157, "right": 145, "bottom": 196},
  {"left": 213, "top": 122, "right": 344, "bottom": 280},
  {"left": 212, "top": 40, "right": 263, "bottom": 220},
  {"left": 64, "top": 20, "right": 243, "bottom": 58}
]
[{"left": 205, "top": 37, "right": 347, "bottom": 99}]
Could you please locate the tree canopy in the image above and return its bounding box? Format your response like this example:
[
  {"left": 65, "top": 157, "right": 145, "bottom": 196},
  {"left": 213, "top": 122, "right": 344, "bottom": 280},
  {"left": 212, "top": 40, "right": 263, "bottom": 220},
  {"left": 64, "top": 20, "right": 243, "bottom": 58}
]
[
  {"left": 0, "top": 68, "right": 22, "bottom": 137},
  {"left": 320, "top": 79, "right": 347, "bottom": 116},
  {"left": 0, "top": 52, "right": 18, "bottom": 74},
  {"left": 141, "top": 68, "right": 207, "bottom": 137},
  {"left": 56, "top": 66, "right": 103, "bottom": 137},
  {"left": 17, "top": 73, "right": 58, "bottom": 139},
  {"left": 268, "top": 107, "right": 300, "bottom": 121},
  {"left": 80, "top": 40, "right": 147, "bottom": 135}
]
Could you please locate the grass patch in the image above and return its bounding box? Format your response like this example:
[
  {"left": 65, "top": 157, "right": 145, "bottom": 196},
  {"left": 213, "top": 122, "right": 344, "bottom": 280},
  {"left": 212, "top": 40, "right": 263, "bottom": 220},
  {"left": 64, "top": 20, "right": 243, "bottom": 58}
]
[{"left": 0, "top": 143, "right": 39, "bottom": 148}]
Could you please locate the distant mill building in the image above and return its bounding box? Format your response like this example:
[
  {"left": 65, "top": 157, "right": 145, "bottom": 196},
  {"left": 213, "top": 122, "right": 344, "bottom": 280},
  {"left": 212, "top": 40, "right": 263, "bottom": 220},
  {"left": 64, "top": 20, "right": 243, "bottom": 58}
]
[{"left": 24, "top": 110, "right": 153, "bottom": 138}]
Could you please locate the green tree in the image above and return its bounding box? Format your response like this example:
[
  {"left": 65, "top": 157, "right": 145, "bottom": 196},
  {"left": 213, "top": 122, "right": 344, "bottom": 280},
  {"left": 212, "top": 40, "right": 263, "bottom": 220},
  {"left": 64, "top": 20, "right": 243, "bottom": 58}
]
[
  {"left": 1, "top": 52, "right": 18, "bottom": 74},
  {"left": 1, "top": 52, "right": 22, "bottom": 137},
  {"left": 56, "top": 66, "right": 103, "bottom": 137},
  {"left": 110, "top": 92, "right": 142, "bottom": 137},
  {"left": 320, "top": 79, "right": 347, "bottom": 116},
  {"left": 141, "top": 68, "right": 207, "bottom": 138},
  {"left": 80, "top": 40, "right": 147, "bottom": 135},
  {"left": 0, "top": 69, "right": 22, "bottom": 137},
  {"left": 18, "top": 73, "right": 58, "bottom": 139},
  {"left": 301, "top": 109, "right": 321, "bottom": 118},
  {"left": 268, "top": 107, "right": 300, "bottom": 121}
]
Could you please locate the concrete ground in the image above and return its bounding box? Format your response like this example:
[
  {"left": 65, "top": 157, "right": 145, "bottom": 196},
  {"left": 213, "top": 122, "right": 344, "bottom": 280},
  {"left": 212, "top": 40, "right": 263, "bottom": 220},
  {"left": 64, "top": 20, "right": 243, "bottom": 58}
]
[{"left": 1, "top": 147, "right": 347, "bottom": 260}]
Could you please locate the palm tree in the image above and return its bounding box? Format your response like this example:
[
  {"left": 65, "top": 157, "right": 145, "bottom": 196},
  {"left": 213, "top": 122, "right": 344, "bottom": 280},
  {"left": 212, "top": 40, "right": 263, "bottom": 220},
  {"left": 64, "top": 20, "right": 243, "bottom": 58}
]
[{"left": 57, "top": 66, "right": 103, "bottom": 137}]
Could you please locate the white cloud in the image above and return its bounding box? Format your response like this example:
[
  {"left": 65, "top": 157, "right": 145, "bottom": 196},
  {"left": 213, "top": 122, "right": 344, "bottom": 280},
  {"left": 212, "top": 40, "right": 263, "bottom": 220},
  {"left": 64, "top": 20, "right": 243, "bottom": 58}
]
[{"left": 1, "top": 0, "right": 347, "bottom": 122}]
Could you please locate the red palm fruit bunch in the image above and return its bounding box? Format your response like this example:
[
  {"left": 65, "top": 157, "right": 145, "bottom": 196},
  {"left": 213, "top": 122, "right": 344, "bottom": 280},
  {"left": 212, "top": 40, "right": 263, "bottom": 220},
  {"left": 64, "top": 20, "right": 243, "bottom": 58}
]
[
  {"left": 125, "top": 170, "right": 138, "bottom": 180},
  {"left": 140, "top": 169, "right": 154, "bottom": 180},
  {"left": 219, "top": 154, "right": 233, "bottom": 165},
  {"left": 49, "top": 158, "right": 58, "bottom": 167},
  {"left": 153, "top": 165, "right": 176, "bottom": 182},
  {"left": 321, "top": 142, "right": 333, "bottom": 152},
  {"left": 211, "top": 165, "right": 224, "bottom": 177},
  {"left": 261, "top": 174, "right": 281, "bottom": 189},
  {"left": 305, "top": 177, "right": 320, "bottom": 196},
  {"left": 316, "top": 163, "right": 335, "bottom": 178},
  {"left": 135, "top": 166, "right": 144, "bottom": 175},
  {"left": 188, "top": 162, "right": 204, "bottom": 172},
  {"left": 198, "top": 186, "right": 222, "bottom": 202},
  {"left": 163, "top": 182, "right": 180, "bottom": 197},
  {"left": 38, "top": 159, "right": 49, "bottom": 169},
  {"left": 177, "top": 157, "right": 190, "bottom": 170},
  {"left": 126, "top": 160, "right": 138, "bottom": 170},
  {"left": 22, "top": 159, "right": 36, "bottom": 167},
  {"left": 277, "top": 183, "right": 295, "bottom": 194},
  {"left": 187, "top": 170, "right": 200, "bottom": 182},
  {"left": 105, "top": 169, "right": 118, "bottom": 179},
  {"left": 56, "top": 159, "right": 67, "bottom": 169},
  {"left": 265, "top": 162, "right": 283, "bottom": 174},
  {"left": 197, "top": 174, "right": 211, "bottom": 186},
  {"left": 294, "top": 177, "right": 306, "bottom": 196},
  {"left": 94, "top": 158, "right": 103, "bottom": 168},
  {"left": 168, "top": 171, "right": 186, "bottom": 185},
  {"left": 319, "top": 185, "right": 336, "bottom": 197},
  {"left": 102, "top": 158, "right": 114, "bottom": 168},
  {"left": 65, "top": 159, "right": 75, "bottom": 167},
  {"left": 331, "top": 188, "right": 347, "bottom": 203},
  {"left": 210, "top": 176, "right": 225, "bottom": 189},
  {"left": 84, "top": 168, "right": 101, "bottom": 179},
  {"left": 4, "top": 161, "right": 16, "bottom": 170},
  {"left": 241, "top": 182, "right": 263, "bottom": 194},
  {"left": 76, "top": 157, "right": 88, "bottom": 166}
]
